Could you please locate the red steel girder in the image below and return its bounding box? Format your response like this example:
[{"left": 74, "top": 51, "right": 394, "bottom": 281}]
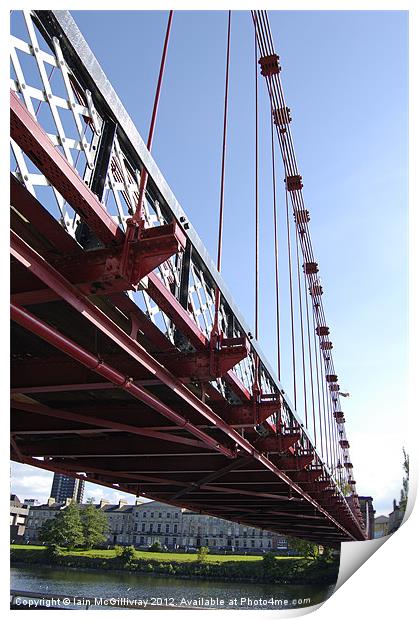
[
  {"left": 270, "top": 453, "right": 314, "bottom": 471},
  {"left": 11, "top": 399, "right": 208, "bottom": 450},
  {"left": 158, "top": 337, "right": 249, "bottom": 381},
  {"left": 15, "top": 436, "right": 216, "bottom": 458},
  {"left": 221, "top": 395, "right": 282, "bottom": 425},
  {"left": 147, "top": 272, "right": 252, "bottom": 401},
  {"left": 12, "top": 302, "right": 358, "bottom": 537},
  {"left": 11, "top": 302, "right": 235, "bottom": 459},
  {"left": 11, "top": 344, "right": 249, "bottom": 388},
  {"left": 10, "top": 227, "right": 362, "bottom": 540},
  {"left": 11, "top": 379, "right": 162, "bottom": 394},
  {"left": 10, "top": 174, "right": 80, "bottom": 256},
  {"left": 256, "top": 433, "right": 301, "bottom": 453},
  {"left": 45, "top": 223, "right": 186, "bottom": 294},
  {"left": 10, "top": 90, "right": 122, "bottom": 247},
  {"left": 10, "top": 94, "right": 186, "bottom": 289}
]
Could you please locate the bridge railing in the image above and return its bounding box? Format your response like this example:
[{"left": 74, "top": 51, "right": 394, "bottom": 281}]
[{"left": 10, "top": 9, "right": 361, "bottom": 528}]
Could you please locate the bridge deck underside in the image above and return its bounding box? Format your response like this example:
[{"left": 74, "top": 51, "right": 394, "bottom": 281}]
[{"left": 11, "top": 180, "right": 359, "bottom": 547}]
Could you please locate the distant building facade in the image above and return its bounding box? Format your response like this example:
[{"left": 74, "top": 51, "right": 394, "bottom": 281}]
[
  {"left": 374, "top": 515, "right": 389, "bottom": 538},
  {"left": 388, "top": 499, "right": 404, "bottom": 534},
  {"left": 10, "top": 495, "right": 30, "bottom": 542},
  {"left": 358, "top": 496, "right": 375, "bottom": 539},
  {"left": 24, "top": 499, "right": 289, "bottom": 553},
  {"left": 50, "top": 473, "right": 85, "bottom": 504}
]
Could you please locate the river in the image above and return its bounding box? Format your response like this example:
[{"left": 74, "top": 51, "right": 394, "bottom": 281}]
[{"left": 11, "top": 566, "right": 336, "bottom": 610}]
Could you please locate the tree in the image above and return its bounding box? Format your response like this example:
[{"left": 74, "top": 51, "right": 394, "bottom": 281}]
[
  {"left": 197, "top": 546, "right": 209, "bottom": 563},
  {"left": 40, "top": 502, "right": 84, "bottom": 549},
  {"left": 287, "top": 536, "right": 320, "bottom": 560},
  {"left": 149, "top": 541, "right": 162, "bottom": 552},
  {"left": 80, "top": 501, "right": 109, "bottom": 549},
  {"left": 399, "top": 447, "right": 409, "bottom": 512}
]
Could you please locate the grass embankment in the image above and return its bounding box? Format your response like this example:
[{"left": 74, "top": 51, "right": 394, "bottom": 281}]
[
  {"left": 11, "top": 545, "right": 299, "bottom": 563},
  {"left": 10, "top": 545, "right": 338, "bottom": 585}
]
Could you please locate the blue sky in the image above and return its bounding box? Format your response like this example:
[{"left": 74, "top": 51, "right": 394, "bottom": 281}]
[{"left": 11, "top": 10, "right": 408, "bottom": 517}]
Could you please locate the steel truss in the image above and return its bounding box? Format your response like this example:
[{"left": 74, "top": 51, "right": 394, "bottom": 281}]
[{"left": 10, "top": 9, "right": 366, "bottom": 544}]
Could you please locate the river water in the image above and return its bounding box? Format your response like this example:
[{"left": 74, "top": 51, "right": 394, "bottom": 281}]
[{"left": 11, "top": 566, "right": 336, "bottom": 610}]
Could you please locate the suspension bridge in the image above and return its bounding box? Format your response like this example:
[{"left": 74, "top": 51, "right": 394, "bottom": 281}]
[{"left": 10, "top": 9, "right": 367, "bottom": 546}]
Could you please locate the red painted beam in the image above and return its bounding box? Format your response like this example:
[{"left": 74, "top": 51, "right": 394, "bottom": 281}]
[
  {"left": 11, "top": 399, "right": 209, "bottom": 450},
  {"left": 11, "top": 302, "right": 235, "bottom": 459},
  {"left": 147, "top": 272, "right": 208, "bottom": 349},
  {"left": 10, "top": 174, "right": 82, "bottom": 256},
  {"left": 10, "top": 90, "right": 123, "bottom": 247},
  {"left": 11, "top": 380, "right": 163, "bottom": 394},
  {"left": 10, "top": 234, "right": 362, "bottom": 539}
]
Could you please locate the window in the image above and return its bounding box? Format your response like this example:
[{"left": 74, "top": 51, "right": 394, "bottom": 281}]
[
  {"left": 141, "top": 523, "right": 146, "bottom": 532},
  {"left": 251, "top": 540, "right": 255, "bottom": 547},
  {"left": 174, "top": 524, "right": 178, "bottom": 533},
  {"left": 150, "top": 512, "right": 154, "bottom": 518},
  {"left": 166, "top": 524, "right": 170, "bottom": 533},
  {"left": 166, "top": 512, "right": 170, "bottom": 518},
  {"left": 143, "top": 512, "right": 147, "bottom": 517},
  {"left": 175, "top": 513, "right": 179, "bottom": 519},
  {"left": 140, "top": 536, "right": 144, "bottom": 545},
  {"left": 157, "top": 524, "right": 161, "bottom": 533},
  {"left": 158, "top": 512, "right": 162, "bottom": 518}
]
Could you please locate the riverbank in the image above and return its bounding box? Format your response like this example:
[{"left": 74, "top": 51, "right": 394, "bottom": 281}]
[{"left": 10, "top": 546, "right": 339, "bottom": 585}]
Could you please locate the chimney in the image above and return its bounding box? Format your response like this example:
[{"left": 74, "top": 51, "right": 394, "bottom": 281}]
[
  {"left": 99, "top": 499, "right": 109, "bottom": 508},
  {"left": 135, "top": 499, "right": 143, "bottom": 506},
  {"left": 47, "top": 498, "right": 55, "bottom": 507},
  {"left": 118, "top": 499, "right": 127, "bottom": 508},
  {"left": 65, "top": 498, "right": 73, "bottom": 507}
]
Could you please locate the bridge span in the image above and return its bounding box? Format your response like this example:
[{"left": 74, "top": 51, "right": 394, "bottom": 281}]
[{"left": 10, "top": 9, "right": 366, "bottom": 546}]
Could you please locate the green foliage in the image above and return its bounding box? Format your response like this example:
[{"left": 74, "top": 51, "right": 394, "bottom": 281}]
[
  {"left": 149, "top": 541, "right": 162, "bottom": 552},
  {"left": 262, "top": 551, "right": 277, "bottom": 571},
  {"left": 80, "top": 503, "right": 109, "bottom": 549},
  {"left": 319, "top": 546, "right": 335, "bottom": 562},
  {"left": 197, "top": 546, "right": 209, "bottom": 563},
  {"left": 113, "top": 545, "right": 123, "bottom": 556},
  {"left": 399, "top": 447, "right": 409, "bottom": 512},
  {"left": 40, "top": 503, "right": 84, "bottom": 549},
  {"left": 44, "top": 543, "right": 62, "bottom": 561},
  {"left": 120, "top": 545, "right": 136, "bottom": 564},
  {"left": 287, "top": 536, "right": 320, "bottom": 559}
]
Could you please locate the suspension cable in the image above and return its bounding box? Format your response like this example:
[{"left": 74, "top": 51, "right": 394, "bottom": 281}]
[
  {"left": 213, "top": 10, "right": 232, "bottom": 334},
  {"left": 285, "top": 187, "right": 297, "bottom": 409},
  {"left": 133, "top": 10, "right": 174, "bottom": 224},
  {"left": 254, "top": 28, "right": 259, "bottom": 342},
  {"left": 252, "top": 10, "right": 358, "bottom": 505},
  {"left": 312, "top": 301, "right": 325, "bottom": 458},
  {"left": 295, "top": 226, "right": 308, "bottom": 427},
  {"left": 270, "top": 107, "right": 281, "bottom": 379},
  {"left": 304, "top": 270, "right": 317, "bottom": 444}
]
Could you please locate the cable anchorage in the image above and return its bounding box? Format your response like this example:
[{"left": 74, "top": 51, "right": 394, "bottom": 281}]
[{"left": 258, "top": 53, "right": 281, "bottom": 76}]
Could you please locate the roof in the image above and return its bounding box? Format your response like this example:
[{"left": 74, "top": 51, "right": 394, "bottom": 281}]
[{"left": 375, "top": 515, "right": 389, "bottom": 524}]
